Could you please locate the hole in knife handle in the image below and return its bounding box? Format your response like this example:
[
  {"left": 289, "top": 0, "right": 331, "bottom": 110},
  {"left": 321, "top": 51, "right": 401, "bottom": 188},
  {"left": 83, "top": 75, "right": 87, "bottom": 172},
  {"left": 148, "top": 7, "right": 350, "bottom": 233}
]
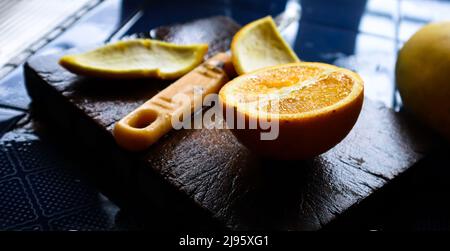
[{"left": 128, "top": 109, "right": 158, "bottom": 129}]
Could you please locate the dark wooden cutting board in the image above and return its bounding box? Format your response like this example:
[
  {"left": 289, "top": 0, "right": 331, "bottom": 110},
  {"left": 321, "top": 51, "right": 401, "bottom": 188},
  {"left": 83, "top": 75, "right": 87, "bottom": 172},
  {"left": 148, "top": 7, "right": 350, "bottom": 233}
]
[{"left": 24, "top": 16, "right": 433, "bottom": 230}]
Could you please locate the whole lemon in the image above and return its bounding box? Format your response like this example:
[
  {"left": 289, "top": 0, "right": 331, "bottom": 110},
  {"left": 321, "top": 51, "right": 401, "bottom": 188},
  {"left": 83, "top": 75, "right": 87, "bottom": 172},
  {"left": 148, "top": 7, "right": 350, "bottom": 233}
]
[{"left": 396, "top": 21, "right": 450, "bottom": 140}]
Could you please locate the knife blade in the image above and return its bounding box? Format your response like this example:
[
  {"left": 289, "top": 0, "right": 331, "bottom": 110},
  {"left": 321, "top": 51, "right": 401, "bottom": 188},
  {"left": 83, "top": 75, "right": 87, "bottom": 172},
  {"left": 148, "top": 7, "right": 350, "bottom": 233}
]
[{"left": 111, "top": 0, "right": 301, "bottom": 44}]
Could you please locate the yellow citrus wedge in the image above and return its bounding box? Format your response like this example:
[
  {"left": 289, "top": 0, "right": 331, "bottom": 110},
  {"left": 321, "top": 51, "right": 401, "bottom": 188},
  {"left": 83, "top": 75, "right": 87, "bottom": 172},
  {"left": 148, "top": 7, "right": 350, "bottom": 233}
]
[
  {"left": 59, "top": 39, "right": 208, "bottom": 80},
  {"left": 231, "top": 16, "right": 300, "bottom": 75},
  {"left": 219, "top": 62, "right": 364, "bottom": 160}
]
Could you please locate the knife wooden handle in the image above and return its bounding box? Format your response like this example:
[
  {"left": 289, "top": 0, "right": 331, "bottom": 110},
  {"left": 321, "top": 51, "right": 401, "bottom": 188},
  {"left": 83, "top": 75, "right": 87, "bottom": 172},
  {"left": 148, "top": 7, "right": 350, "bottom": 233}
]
[{"left": 114, "top": 52, "right": 233, "bottom": 151}]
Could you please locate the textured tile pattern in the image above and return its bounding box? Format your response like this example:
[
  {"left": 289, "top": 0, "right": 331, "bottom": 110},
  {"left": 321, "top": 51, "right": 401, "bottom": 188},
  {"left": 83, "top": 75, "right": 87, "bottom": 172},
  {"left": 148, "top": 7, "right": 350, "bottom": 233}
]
[{"left": 0, "top": 131, "right": 119, "bottom": 230}]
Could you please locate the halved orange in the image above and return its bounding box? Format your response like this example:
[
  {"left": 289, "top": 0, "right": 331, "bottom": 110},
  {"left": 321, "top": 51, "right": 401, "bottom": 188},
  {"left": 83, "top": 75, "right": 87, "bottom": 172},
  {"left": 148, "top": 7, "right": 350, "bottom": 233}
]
[{"left": 219, "top": 62, "right": 364, "bottom": 160}]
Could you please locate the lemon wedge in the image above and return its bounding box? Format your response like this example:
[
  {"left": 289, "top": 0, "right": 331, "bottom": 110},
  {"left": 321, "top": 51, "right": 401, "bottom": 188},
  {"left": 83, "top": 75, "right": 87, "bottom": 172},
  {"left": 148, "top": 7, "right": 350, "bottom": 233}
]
[
  {"left": 59, "top": 39, "right": 208, "bottom": 80},
  {"left": 231, "top": 16, "right": 300, "bottom": 75}
]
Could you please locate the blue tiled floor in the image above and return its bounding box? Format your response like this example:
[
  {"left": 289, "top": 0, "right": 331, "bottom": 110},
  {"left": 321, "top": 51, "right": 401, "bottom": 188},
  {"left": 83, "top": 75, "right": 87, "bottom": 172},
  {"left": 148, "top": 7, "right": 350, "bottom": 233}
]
[{"left": 0, "top": 130, "right": 121, "bottom": 230}]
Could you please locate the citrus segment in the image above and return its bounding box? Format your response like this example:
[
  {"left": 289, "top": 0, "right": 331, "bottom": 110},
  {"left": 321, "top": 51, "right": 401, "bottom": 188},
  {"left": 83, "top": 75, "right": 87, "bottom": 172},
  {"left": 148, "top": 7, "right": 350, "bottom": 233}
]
[
  {"left": 231, "top": 16, "right": 300, "bottom": 75},
  {"left": 59, "top": 39, "right": 208, "bottom": 80}
]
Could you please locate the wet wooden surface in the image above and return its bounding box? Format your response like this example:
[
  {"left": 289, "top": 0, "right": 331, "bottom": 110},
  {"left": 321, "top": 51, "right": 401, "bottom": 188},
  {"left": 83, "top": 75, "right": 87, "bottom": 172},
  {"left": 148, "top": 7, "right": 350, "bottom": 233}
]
[{"left": 24, "top": 16, "right": 433, "bottom": 230}]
